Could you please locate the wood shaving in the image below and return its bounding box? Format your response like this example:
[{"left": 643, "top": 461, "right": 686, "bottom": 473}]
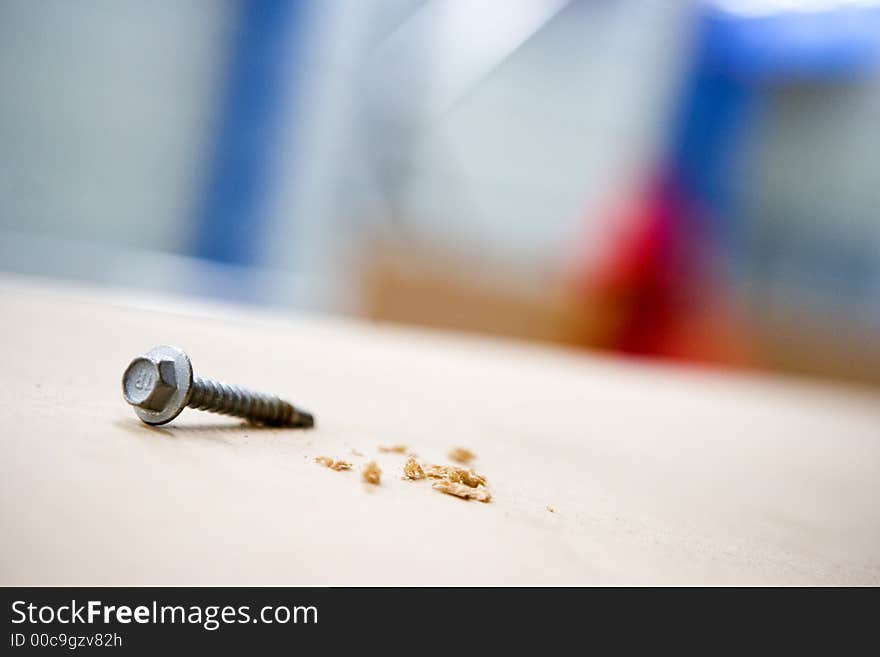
[
  {"left": 362, "top": 461, "right": 381, "bottom": 485},
  {"left": 448, "top": 447, "right": 475, "bottom": 464},
  {"left": 423, "top": 462, "right": 491, "bottom": 502},
  {"left": 378, "top": 445, "right": 408, "bottom": 454},
  {"left": 424, "top": 464, "right": 486, "bottom": 488},
  {"left": 402, "top": 456, "right": 425, "bottom": 480},
  {"left": 546, "top": 505, "right": 555, "bottom": 513},
  {"left": 350, "top": 448, "right": 364, "bottom": 457},
  {"left": 315, "top": 456, "right": 352, "bottom": 471},
  {"left": 432, "top": 480, "right": 491, "bottom": 503},
  {"left": 424, "top": 464, "right": 445, "bottom": 479}
]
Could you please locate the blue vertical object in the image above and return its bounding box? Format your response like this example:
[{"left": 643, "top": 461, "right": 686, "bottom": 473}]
[
  {"left": 667, "top": 2, "right": 880, "bottom": 271},
  {"left": 193, "top": 0, "right": 305, "bottom": 267},
  {"left": 669, "top": 66, "right": 754, "bottom": 253}
]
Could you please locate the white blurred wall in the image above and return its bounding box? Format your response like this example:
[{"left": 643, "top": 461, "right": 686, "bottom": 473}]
[
  {"left": 0, "top": 0, "right": 690, "bottom": 310},
  {"left": 0, "top": 0, "right": 232, "bottom": 252},
  {"left": 266, "top": 0, "right": 690, "bottom": 307}
]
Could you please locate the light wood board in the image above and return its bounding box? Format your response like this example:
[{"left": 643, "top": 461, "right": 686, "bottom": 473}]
[{"left": 1, "top": 277, "right": 878, "bottom": 585}]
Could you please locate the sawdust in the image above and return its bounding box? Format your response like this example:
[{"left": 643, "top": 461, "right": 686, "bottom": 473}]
[
  {"left": 316, "top": 449, "right": 491, "bottom": 502},
  {"left": 402, "top": 456, "right": 425, "bottom": 480},
  {"left": 362, "top": 461, "right": 381, "bottom": 485},
  {"left": 424, "top": 465, "right": 444, "bottom": 479},
  {"left": 448, "top": 447, "right": 475, "bottom": 464},
  {"left": 432, "top": 480, "right": 491, "bottom": 503},
  {"left": 378, "top": 445, "right": 408, "bottom": 454},
  {"left": 423, "top": 462, "right": 491, "bottom": 503},
  {"left": 315, "top": 456, "right": 352, "bottom": 471},
  {"left": 424, "top": 464, "right": 486, "bottom": 488}
]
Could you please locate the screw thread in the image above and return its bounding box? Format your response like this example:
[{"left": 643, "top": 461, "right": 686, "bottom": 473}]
[{"left": 187, "top": 376, "right": 314, "bottom": 428}]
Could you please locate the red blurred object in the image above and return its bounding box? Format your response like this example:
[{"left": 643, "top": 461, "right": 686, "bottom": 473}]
[{"left": 575, "top": 172, "right": 753, "bottom": 366}]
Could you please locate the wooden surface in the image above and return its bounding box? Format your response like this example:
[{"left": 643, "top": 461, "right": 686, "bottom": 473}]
[{"left": 1, "top": 277, "right": 879, "bottom": 585}]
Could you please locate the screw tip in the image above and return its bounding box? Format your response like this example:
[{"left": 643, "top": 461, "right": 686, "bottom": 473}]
[{"left": 296, "top": 411, "right": 315, "bottom": 429}]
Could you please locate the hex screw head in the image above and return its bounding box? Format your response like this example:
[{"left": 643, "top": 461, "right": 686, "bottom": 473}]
[
  {"left": 122, "top": 345, "right": 314, "bottom": 428},
  {"left": 122, "top": 345, "right": 193, "bottom": 425},
  {"left": 122, "top": 357, "right": 176, "bottom": 411}
]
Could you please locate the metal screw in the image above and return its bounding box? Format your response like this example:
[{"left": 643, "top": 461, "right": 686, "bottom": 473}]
[{"left": 122, "top": 345, "right": 314, "bottom": 428}]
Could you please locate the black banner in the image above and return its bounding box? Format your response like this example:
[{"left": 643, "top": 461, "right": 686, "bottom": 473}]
[{"left": 1, "top": 587, "right": 874, "bottom": 652}]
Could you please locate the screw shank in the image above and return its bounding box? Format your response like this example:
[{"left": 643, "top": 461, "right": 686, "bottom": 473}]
[{"left": 187, "top": 376, "right": 314, "bottom": 428}]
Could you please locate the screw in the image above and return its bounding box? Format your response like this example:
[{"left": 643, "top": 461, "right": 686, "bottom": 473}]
[{"left": 122, "top": 345, "right": 314, "bottom": 428}]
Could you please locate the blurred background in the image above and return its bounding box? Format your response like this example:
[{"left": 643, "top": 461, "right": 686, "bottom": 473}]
[{"left": 2, "top": 0, "right": 880, "bottom": 384}]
